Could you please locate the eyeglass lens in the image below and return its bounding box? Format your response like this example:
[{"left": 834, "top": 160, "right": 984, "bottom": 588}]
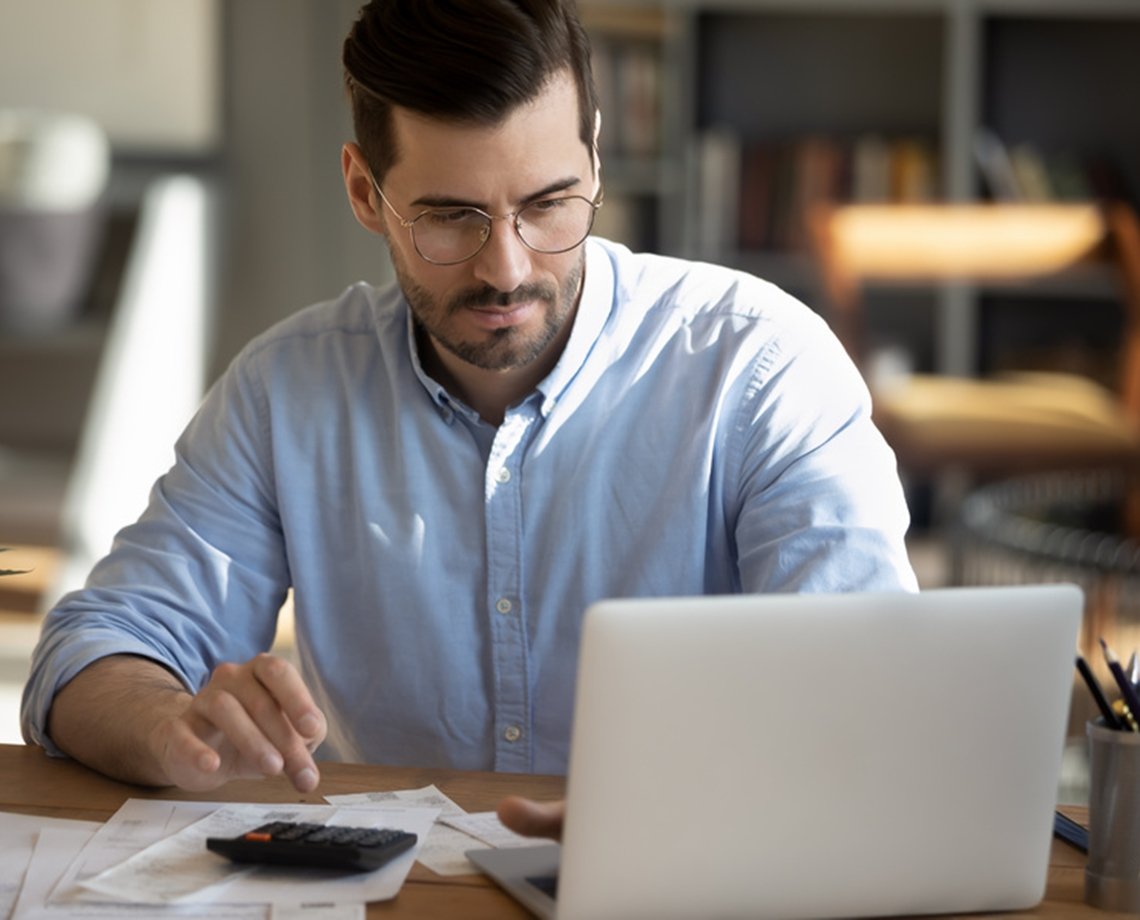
[{"left": 411, "top": 197, "right": 598, "bottom": 264}]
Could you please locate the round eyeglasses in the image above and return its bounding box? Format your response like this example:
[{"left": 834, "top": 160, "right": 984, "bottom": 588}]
[{"left": 371, "top": 177, "right": 603, "bottom": 266}]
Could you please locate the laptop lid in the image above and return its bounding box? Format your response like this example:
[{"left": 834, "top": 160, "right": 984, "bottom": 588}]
[{"left": 471, "top": 584, "right": 1082, "bottom": 920}]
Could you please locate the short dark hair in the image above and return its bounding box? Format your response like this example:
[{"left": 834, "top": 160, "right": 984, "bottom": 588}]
[{"left": 343, "top": 0, "right": 598, "bottom": 183}]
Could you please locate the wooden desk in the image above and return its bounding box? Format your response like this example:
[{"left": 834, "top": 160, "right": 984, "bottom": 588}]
[
  {"left": 0, "top": 743, "right": 1129, "bottom": 919},
  {"left": 0, "top": 743, "right": 560, "bottom": 918}
]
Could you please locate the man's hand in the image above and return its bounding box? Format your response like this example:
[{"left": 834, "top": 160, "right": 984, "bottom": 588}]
[
  {"left": 497, "top": 796, "right": 566, "bottom": 841},
  {"left": 152, "top": 653, "right": 327, "bottom": 792},
  {"left": 49, "top": 653, "right": 327, "bottom": 793}
]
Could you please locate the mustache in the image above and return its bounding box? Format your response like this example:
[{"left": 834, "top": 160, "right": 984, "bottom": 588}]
[{"left": 448, "top": 282, "right": 556, "bottom": 313}]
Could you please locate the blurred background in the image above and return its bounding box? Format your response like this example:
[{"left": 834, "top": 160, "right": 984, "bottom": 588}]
[
  {"left": 0, "top": 0, "right": 380, "bottom": 742},
  {"left": 1, "top": 1, "right": 1139, "bottom": 799}
]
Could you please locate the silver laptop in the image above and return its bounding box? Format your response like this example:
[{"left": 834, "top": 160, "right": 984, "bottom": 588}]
[{"left": 469, "top": 585, "right": 1082, "bottom": 920}]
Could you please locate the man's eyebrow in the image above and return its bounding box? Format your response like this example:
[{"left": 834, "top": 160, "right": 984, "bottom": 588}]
[{"left": 410, "top": 176, "right": 583, "bottom": 210}]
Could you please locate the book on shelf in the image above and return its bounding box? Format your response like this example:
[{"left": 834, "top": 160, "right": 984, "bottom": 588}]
[
  {"left": 973, "top": 129, "right": 1021, "bottom": 202},
  {"left": 701, "top": 132, "right": 940, "bottom": 255},
  {"left": 851, "top": 134, "right": 892, "bottom": 204},
  {"left": 592, "top": 35, "right": 661, "bottom": 159},
  {"left": 695, "top": 128, "right": 742, "bottom": 258},
  {"left": 890, "top": 138, "right": 939, "bottom": 204},
  {"left": 1047, "top": 151, "right": 1094, "bottom": 201},
  {"left": 1008, "top": 145, "right": 1052, "bottom": 202},
  {"left": 785, "top": 136, "right": 844, "bottom": 251},
  {"left": 974, "top": 129, "right": 1135, "bottom": 206},
  {"left": 738, "top": 143, "right": 776, "bottom": 252}
]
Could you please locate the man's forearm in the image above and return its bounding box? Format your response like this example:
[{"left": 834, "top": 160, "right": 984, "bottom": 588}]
[{"left": 46, "top": 654, "right": 194, "bottom": 786}]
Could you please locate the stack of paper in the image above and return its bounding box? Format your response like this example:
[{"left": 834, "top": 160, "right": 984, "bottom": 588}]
[{"left": 1, "top": 785, "right": 539, "bottom": 920}]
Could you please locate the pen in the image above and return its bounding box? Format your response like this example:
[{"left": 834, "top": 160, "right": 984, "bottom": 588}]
[
  {"left": 1114, "top": 699, "right": 1140, "bottom": 732},
  {"left": 1077, "top": 652, "right": 1123, "bottom": 730},
  {"left": 1100, "top": 638, "right": 1140, "bottom": 732}
]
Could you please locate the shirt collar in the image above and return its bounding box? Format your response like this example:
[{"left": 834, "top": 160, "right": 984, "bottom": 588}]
[
  {"left": 534, "top": 238, "right": 615, "bottom": 411},
  {"left": 403, "top": 237, "right": 615, "bottom": 421},
  {"left": 404, "top": 312, "right": 481, "bottom": 424}
]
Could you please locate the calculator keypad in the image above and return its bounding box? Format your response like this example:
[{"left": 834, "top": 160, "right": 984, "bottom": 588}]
[{"left": 206, "top": 821, "right": 418, "bottom": 872}]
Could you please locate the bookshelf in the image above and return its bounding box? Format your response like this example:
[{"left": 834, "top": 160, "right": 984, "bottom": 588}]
[
  {"left": 581, "top": 0, "right": 1140, "bottom": 379},
  {"left": 976, "top": 10, "right": 1140, "bottom": 385},
  {"left": 579, "top": 3, "right": 686, "bottom": 254}
]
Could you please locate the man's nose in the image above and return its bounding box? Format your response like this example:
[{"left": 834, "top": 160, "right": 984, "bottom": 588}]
[{"left": 471, "top": 218, "right": 532, "bottom": 292}]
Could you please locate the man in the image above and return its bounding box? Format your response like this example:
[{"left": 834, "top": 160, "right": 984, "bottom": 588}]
[{"left": 21, "top": 0, "right": 916, "bottom": 802}]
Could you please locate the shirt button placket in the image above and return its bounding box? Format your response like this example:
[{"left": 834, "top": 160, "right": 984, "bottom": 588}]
[{"left": 485, "top": 410, "right": 535, "bottom": 772}]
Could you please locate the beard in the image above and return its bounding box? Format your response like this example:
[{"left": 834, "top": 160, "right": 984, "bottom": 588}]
[{"left": 390, "top": 245, "right": 586, "bottom": 372}]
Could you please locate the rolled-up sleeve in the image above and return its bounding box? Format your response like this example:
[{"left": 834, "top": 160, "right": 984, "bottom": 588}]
[{"left": 21, "top": 349, "right": 291, "bottom": 754}]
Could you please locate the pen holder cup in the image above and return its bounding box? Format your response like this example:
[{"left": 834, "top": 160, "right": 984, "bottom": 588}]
[{"left": 1086, "top": 720, "right": 1140, "bottom": 912}]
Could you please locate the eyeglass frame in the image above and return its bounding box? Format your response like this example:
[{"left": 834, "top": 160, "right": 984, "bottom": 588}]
[{"left": 369, "top": 175, "right": 604, "bottom": 266}]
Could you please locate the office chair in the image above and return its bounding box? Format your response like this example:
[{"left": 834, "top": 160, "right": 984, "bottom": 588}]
[{"left": 809, "top": 200, "right": 1140, "bottom": 474}]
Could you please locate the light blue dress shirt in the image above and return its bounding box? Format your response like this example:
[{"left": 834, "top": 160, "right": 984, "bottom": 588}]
[{"left": 23, "top": 238, "right": 917, "bottom": 774}]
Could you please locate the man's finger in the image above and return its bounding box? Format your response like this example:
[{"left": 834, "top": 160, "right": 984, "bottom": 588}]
[
  {"left": 497, "top": 796, "right": 566, "bottom": 841},
  {"left": 246, "top": 655, "right": 325, "bottom": 790},
  {"left": 250, "top": 654, "right": 327, "bottom": 745},
  {"left": 154, "top": 718, "right": 230, "bottom": 792},
  {"left": 192, "top": 680, "right": 287, "bottom": 775}
]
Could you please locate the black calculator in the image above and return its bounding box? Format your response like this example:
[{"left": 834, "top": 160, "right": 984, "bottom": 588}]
[{"left": 206, "top": 821, "right": 418, "bottom": 872}]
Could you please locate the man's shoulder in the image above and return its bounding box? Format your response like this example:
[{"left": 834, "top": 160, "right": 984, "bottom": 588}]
[
  {"left": 594, "top": 237, "right": 824, "bottom": 336},
  {"left": 241, "top": 280, "right": 404, "bottom": 361}
]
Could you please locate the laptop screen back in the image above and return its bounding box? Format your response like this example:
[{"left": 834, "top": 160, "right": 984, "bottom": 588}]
[{"left": 555, "top": 585, "right": 1081, "bottom": 920}]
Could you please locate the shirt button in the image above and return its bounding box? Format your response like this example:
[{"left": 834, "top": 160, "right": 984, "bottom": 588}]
[
  {"left": 495, "top": 467, "right": 511, "bottom": 484},
  {"left": 496, "top": 598, "right": 513, "bottom": 615},
  {"left": 503, "top": 725, "right": 522, "bottom": 742}
]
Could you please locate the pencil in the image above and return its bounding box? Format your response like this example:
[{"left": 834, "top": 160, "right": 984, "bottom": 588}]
[
  {"left": 1077, "top": 652, "right": 1123, "bottom": 730},
  {"left": 1099, "top": 638, "right": 1140, "bottom": 732}
]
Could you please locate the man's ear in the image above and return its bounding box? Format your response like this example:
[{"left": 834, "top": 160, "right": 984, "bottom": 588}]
[
  {"left": 342, "top": 142, "right": 385, "bottom": 235},
  {"left": 592, "top": 109, "right": 602, "bottom": 175},
  {"left": 593, "top": 108, "right": 602, "bottom": 147}
]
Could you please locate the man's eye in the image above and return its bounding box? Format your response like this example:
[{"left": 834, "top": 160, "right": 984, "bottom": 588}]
[
  {"left": 425, "top": 208, "right": 482, "bottom": 227},
  {"left": 528, "top": 198, "right": 567, "bottom": 214}
]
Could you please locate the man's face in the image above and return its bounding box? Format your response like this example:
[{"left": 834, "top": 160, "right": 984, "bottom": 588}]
[{"left": 376, "top": 72, "right": 596, "bottom": 373}]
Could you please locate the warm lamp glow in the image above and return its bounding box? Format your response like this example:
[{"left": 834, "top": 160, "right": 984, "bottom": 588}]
[{"left": 830, "top": 204, "right": 1105, "bottom": 279}]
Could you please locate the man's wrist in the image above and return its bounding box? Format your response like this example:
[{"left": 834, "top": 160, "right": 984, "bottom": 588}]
[{"left": 48, "top": 656, "right": 195, "bottom": 787}]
